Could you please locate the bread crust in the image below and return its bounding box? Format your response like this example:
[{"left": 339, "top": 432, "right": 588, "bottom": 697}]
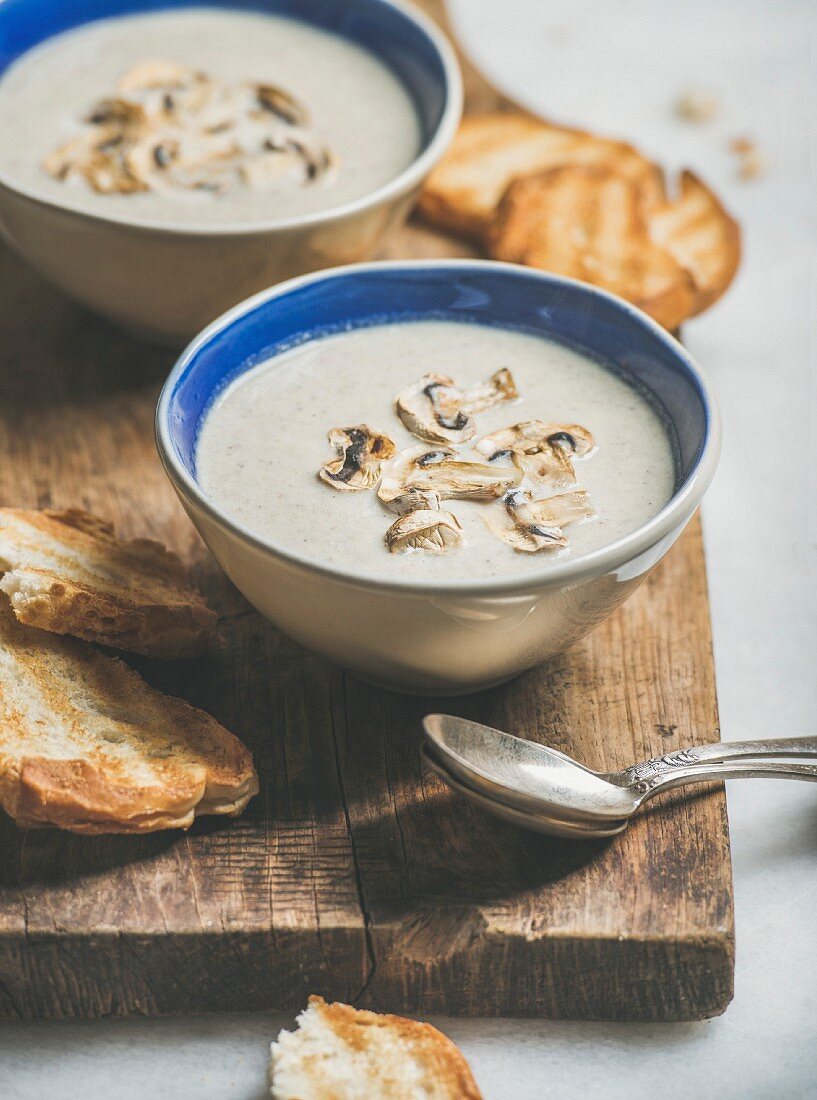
[
  {"left": 270, "top": 995, "right": 483, "bottom": 1099},
  {"left": 488, "top": 164, "right": 697, "bottom": 330},
  {"left": 419, "top": 111, "right": 665, "bottom": 239},
  {"left": 0, "top": 508, "right": 217, "bottom": 658},
  {"left": 0, "top": 604, "right": 257, "bottom": 833},
  {"left": 647, "top": 169, "right": 741, "bottom": 314}
]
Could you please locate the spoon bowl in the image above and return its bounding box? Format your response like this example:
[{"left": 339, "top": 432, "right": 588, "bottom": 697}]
[{"left": 423, "top": 714, "right": 817, "bottom": 838}]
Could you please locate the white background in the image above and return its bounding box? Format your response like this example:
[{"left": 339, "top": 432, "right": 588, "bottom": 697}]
[{"left": 1, "top": 1, "right": 815, "bottom": 1096}]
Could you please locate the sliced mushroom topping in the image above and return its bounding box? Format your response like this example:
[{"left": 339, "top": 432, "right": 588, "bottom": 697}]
[
  {"left": 381, "top": 488, "right": 443, "bottom": 516},
  {"left": 81, "top": 151, "right": 148, "bottom": 194},
  {"left": 319, "top": 426, "right": 396, "bottom": 492},
  {"left": 507, "top": 488, "right": 595, "bottom": 528},
  {"left": 254, "top": 83, "right": 310, "bottom": 127},
  {"left": 385, "top": 509, "right": 463, "bottom": 554},
  {"left": 85, "top": 97, "right": 148, "bottom": 130},
  {"left": 378, "top": 445, "right": 522, "bottom": 506},
  {"left": 459, "top": 368, "right": 519, "bottom": 415},
  {"left": 485, "top": 488, "right": 595, "bottom": 553},
  {"left": 395, "top": 368, "right": 519, "bottom": 446},
  {"left": 44, "top": 62, "right": 336, "bottom": 197},
  {"left": 395, "top": 374, "right": 474, "bottom": 445},
  {"left": 483, "top": 509, "right": 568, "bottom": 554},
  {"left": 476, "top": 420, "right": 595, "bottom": 492}
]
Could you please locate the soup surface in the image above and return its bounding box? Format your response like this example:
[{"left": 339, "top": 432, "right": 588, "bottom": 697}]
[
  {"left": 196, "top": 320, "right": 677, "bottom": 582},
  {"left": 0, "top": 8, "right": 421, "bottom": 224}
]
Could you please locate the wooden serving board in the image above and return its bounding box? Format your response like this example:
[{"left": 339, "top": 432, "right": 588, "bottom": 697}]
[{"left": 0, "top": 1, "right": 733, "bottom": 1021}]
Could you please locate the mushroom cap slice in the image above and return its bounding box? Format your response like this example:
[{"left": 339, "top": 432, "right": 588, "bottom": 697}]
[
  {"left": 507, "top": 488, "right": 595, "bottom": 529},
  {"left": 378, "top": 445, "right": 522, "bottom": 505},
  {"left": 484, "top": 510, "right": 568, "bottom": 553},
  {"left": 395, "top": 374, "right": 475, "bottom": 445},
  {"left": 385, "top": 509, "right": 463, "bottom": 554},
  {"left": 459, "top": 368, "right": 519, "bottom": 415},
  {"left": 476, "top": 420, "right": 595, "bottom": 491},
  {"left": 485, "top": 488, "right": 595, "bottom": 554},
  {"left": 381, "top": 488, "right": 443, "bottom": 516},
  {"left": 319, "top": 426, "right": 396, "bottom": 492},
  {"left": 253, "top": 83, "right": 310, "bottom": 127},
  {"left": 395, "top": 369, "right": 519, "bottom": 446},
  {"left": 85, "top": 97, "right": 148, "bottom": 131},
  {"left": 476, "top": 420, "right": 595, "bottom": 460}
]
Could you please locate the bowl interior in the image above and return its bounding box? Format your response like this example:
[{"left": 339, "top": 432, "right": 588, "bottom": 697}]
[
  {"left": 165, "top": 264, "right": 710, "bottom": 496},
  {"left": 0, "top": 0, "right": 449, "bottom": 150}
]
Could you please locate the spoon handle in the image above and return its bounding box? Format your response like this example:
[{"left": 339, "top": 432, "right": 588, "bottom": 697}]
[{"left": 620, "top": 738, "right": 817, "bottom": 804}]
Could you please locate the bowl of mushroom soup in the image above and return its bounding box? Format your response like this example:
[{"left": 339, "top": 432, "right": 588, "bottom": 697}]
[
  {"left": 157, "top": 261, "right": 720, "bottom": 695},
  {"left": 0, "top": 0, "right": 461, "bottom": 343}
]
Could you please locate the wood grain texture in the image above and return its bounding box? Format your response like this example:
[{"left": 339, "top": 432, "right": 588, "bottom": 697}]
[{"left": 0, "top": 0, "right": 733, "bottom": 1021}]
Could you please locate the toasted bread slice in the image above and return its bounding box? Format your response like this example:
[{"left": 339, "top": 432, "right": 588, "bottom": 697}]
[
  {"left": 418, "top": 111, "right": 664, "bottom": 238},
  {"left": 648, "top": 169, "right": 741, "bottom": 314},
  {"left": 488, "top": 164, "right": 697, "bottom": 330},
  {"left": 270, "top": 996, "right": 482, "bottom": 1100},
  {"left": 0, "top": 508, "right": 217, "bottom": 658},
  {"left": 0, "top": 601, "right": 257, "bottom": 833}
]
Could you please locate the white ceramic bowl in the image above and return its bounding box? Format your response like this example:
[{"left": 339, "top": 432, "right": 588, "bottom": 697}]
[
  {"left": 0, "top": 0, "right": 461, "bottom": 345},
  {"left": 157, "top": 260, "right": 721, "bottom": 695}
]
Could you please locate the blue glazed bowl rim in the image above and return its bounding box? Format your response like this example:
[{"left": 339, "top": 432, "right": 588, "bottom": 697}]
[
  {"left": 156, "top": 259, "right": 722, "bottom": 596},
  {"left": 0, "top": 0, "right": 462, "bottom": 237}
]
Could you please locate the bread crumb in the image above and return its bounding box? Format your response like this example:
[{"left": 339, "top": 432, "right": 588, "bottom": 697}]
[
  {"left": 676, "top": 88, "right": 719, "bottom": 123},
  {"left": 730, "top": 136, "right": 767, "bottom": 180}
]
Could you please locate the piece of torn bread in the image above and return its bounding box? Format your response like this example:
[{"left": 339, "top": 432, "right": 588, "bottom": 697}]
[
  {"left": 0, "top": 508, "right": 217, "bottom": 658},
  {"left": 419, "top": 111, "right": 665, "bottom": 239},
  {"left": 488, "top": 164, "right": 697, "bottom": 330},
  {"left": 647, "top": 169, "right": 741, "bottom": 315},
  {"left": 269, "top": 997, "right": 482, "bottom": 1100},
  {"left": 0, "top": 602, "right": 258, "bottom": 833}
]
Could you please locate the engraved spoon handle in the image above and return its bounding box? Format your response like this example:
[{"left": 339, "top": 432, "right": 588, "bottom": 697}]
[{"left": 617, "top": 738, "right": 817, "bottom": 806}]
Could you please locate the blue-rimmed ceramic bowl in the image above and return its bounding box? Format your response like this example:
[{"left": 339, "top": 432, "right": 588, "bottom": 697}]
[
  {"left": 157, "top": 260, "right": 721, "bottom": 695},
  {"left": 0, "top": 0, "right": 461, "bottom": 343}
]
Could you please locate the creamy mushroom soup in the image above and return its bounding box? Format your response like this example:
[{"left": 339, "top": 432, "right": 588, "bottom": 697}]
[
  {"left": 196, "top": 321, "right": 677, "bottom": 582},
  {"left": 0, "top": 8, "right": 421, "bottom": 225}
]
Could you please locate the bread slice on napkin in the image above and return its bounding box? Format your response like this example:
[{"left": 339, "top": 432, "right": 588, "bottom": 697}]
[
  {"left": 0, "top": 507, "right": 216, "bottom": 658},
  {"left": 0, "top": 602, "right": 257, "bottom": 833},
  {"left": 269, "top": 995, "right": 483, "bottom": 1100}
]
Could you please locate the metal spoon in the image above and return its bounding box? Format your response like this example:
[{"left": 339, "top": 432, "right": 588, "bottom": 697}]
[{"left": 423, "top": 714, "right": 817, "bottom": 838}]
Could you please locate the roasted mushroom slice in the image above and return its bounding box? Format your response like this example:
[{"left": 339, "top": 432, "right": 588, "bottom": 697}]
[
  {"left": 476, "top": 420, "right": 595, "bottom": 491},
  {"left": 459, "top": 368, "right": 519, "bottom": 415},
  {"left": 484, "top": 510, "right": 568, "bottom": 553},
  {"left": 378, "top": 445, "right": 521, "bottom": 506},
  {"left": 381, "top": 488, "right": 443, "bottom": 516},
  {"left": 385, "top": 509, "right": 463, "bottom": 554},
  {"left": 85, "top": 97, "right": 148, "bottom": 131},
  {"left": 253, "top": 83, "right": 310, "bottom": 127},
  {"left": 395, "top": 368, "right": 518, "bottom": 446},
  {"left": 508, "top": 488, "right": 595, "bottom": 528},
  {"left": 486, "top": 488, "right": 595, "bottom": 553},
  {"left": 319, "top": 426, "right": 396, "bottom": 492},
  {"left": 396, "top": 374, "right": 474, "bottom": 445}
]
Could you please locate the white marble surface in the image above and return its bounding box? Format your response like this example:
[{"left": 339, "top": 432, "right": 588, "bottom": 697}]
[{"left": 1, "top": 1, "right": 816, "bottom": 1097}]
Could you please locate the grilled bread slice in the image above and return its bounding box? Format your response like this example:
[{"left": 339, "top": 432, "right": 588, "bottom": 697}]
[
  {"left": 647, "top": 169, "right": 741, "bottom": 315},
  {"left": 0, "top": 602, "right": 257, "bottom": 833},
  {"left": 270, "top": 996, "right": 482, "bottom": 1100},
  {"left": 0, "top": 508, "right": 217, "bottom": 658},
  {"left": 488, "top": 164, "right": 697, "bottom": 330},
  {"left": 419, "top": 111, "right": 664, "bottom": 239}
]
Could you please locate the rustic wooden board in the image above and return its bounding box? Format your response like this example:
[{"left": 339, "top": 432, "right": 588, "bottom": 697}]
[{"left": 0, "top": 0, "right": 733, "bottom": 1021}]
